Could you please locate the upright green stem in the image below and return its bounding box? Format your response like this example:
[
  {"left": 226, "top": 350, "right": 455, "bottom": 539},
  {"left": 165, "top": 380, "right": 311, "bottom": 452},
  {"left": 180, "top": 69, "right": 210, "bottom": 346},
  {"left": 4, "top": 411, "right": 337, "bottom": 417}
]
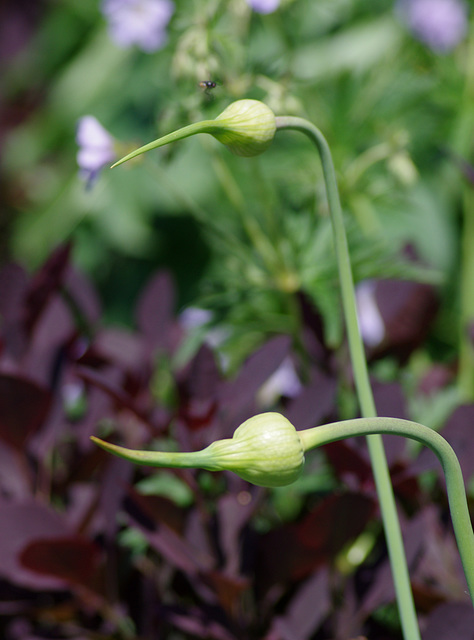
[
  {"left": 275, "top": 116, "right": 421, "bottom": 639},
  {"left": 456, "top": 22, "right": 474, "bottom": 400},
  {"left": 459, "top": 187, "right": 474, "bottom": 399},
  {"left": 299, "top": 417, "right": 474, "bottom": 602}
]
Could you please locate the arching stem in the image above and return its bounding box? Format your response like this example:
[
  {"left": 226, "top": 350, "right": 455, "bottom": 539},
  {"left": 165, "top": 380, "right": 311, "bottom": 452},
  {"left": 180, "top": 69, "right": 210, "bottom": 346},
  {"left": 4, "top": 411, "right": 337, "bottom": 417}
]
[
  {"left": 299, "top": 417, "right": 474, "bottom": 603},
  {"left": 275, "top": 116, "right": 421, "bottom": 639}
]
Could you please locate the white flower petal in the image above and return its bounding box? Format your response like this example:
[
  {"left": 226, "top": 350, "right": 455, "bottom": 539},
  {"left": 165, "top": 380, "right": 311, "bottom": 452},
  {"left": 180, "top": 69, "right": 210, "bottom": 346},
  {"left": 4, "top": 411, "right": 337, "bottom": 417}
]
[{"left": 356, "top": 281, "right": 385, "bottom": 348}]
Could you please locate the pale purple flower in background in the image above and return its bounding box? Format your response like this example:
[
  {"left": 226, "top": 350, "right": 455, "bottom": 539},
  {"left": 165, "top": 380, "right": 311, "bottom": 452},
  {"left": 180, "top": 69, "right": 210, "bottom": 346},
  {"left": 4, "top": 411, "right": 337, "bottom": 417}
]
[
  {"left": 76, "top": 116, "right": 116, "bottom": 188},
  {"left": 179, "top": 307, "right": 230, "bottom": 368},
  {"left": 397, "top": 0, "right": 468, "bottom": 52},
  {"left": 245, "top": 0, "right": 280, "bottom": 14},
  {"left": 356, "top": 281, "right": 385, "bottom": 348},
  {"left": 179, "top": 307, "right": 214, "bottom": 331},
  {"left": 258, "top": 357, "right": 302, "bottom": 407},
  {"left": 102, "top": 0, "right": 174, "bottom": 52}
]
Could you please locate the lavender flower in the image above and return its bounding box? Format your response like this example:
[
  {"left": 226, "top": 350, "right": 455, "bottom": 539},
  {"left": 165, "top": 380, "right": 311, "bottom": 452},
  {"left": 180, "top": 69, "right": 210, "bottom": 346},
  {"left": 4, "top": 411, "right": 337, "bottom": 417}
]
[
  {"left": 179, "top": 307, "right": 230, "bottom": 369},
  {"left": 76, "top": 116, "right": 116, "bottom": 187},
  {"left": 102, "top": 0, "right": 174, "bottom": 52},
  {"left": 397, "top": 0, "right": 468, "bottom": 52},
  {"left": 245, "top": 0, "right": 280, "bottom": 14},
  {"left": 258, "top": 357, "right": 302, "bottom": 407},
  {"left": 356, "top": 281, "right": 385, "bottom": 348}
]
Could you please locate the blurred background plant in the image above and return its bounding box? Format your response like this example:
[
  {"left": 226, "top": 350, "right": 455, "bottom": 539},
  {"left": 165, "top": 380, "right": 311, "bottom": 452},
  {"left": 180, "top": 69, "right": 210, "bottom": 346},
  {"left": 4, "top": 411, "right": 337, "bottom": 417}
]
[{"left": 1, "top": 0, "right": 474, "bottom": 638}]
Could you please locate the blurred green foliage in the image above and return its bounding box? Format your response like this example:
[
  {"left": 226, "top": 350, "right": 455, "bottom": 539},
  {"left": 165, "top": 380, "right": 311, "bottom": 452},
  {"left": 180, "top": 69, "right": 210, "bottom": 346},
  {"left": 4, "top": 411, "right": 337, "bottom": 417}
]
[{"left": 2, "top": 0, "right": 473, "bottom": 371}]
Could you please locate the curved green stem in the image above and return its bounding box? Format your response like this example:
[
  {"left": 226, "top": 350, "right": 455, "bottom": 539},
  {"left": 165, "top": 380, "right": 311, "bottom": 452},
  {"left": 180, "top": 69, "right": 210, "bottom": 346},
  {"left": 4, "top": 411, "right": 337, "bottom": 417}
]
[
  {"left": 275, "top": 116, "right": 421, "bottom": 639},
  {"left": 299, "top": 417, "right": 474, "bottom": 602}
]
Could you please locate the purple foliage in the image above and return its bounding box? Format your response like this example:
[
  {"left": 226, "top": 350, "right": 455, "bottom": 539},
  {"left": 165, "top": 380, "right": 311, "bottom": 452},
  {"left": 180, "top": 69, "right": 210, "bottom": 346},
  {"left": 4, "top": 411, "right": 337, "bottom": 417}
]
[{"left": 0, "top": 245, "right": 471, "bottom": 639}]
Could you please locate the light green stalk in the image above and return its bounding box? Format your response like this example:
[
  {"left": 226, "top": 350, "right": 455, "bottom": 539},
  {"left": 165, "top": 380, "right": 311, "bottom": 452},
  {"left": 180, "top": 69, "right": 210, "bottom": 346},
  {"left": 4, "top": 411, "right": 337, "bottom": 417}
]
[
  {"left": 299, "top": 417, "right": 474, "bottom": 603},
  {"left": 275, "top": 116, "right": 421, "bottom": 640},
  {"left": 454, "top": 20, "right": 474, "bottom": 400}
]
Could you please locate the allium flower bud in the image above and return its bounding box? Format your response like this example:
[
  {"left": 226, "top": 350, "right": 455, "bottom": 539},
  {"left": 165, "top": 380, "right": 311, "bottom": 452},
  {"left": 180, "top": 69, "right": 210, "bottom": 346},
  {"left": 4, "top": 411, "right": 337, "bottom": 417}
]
[
  {"left": 91, "top": 412, "right": 304, "bottom": 488},
  {"left": 205, "top": 413, "right": 305, "bottom": 487},
  {"left": 111, "top": 100, "right": 276, "bottom": 167},
  {"left": 212, "top": 99, "right": 276, "bottom": 157}
]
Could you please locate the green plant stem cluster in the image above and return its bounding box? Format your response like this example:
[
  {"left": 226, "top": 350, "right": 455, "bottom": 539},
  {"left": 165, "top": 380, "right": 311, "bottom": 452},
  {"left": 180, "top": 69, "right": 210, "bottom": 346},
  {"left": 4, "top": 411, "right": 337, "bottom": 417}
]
[
  {"left": 275, "top": 116, "right": 422, "bottom": 639},
  {"left": 96, "top": 99, "right": 474, "bottom": 640}
]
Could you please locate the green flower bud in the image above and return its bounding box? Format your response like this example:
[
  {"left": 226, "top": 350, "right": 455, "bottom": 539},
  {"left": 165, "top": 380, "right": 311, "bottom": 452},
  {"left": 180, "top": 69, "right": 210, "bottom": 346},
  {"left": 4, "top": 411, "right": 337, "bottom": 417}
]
[
  {"left": 91, "top": 412, "right": 304, "bottom": 488},
  {"left": 212, "top": 99, "right": 276, "bottom": 157},
  {"left": 205, "top": 412, "right": 305, "bottom": 487},
  {"left": 111, "top": 100, "right": 276, "bottom": 168}
]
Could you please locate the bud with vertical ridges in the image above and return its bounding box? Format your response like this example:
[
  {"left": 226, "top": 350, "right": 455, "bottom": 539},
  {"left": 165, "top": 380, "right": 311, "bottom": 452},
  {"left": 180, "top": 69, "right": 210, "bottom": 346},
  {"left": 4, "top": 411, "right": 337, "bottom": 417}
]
[
  {"left": 212, "top": 99, "right": 276, "bottom": 157},
  {"left": 91, "top": 412, "right": 304, "bottom": 488}
]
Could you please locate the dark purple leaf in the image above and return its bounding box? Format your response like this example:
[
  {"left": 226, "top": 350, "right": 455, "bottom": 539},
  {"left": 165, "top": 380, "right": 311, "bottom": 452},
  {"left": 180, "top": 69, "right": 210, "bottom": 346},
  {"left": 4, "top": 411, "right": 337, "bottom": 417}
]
[
  {"left": 203, "top": 570, "right": 250, "bottom": 618},
  {"left": 19, "top": 536, "right": 101, "bottom": 588},
  {"left": 0, "top": 263, "right": 28, "bottom": 315},
  {"left": 77, "top": 366, "right": 151, "bottom": 426},
  {"left": 64, "top": 265, "right": 102, "bottom": 327},
  {"left": 176, "top": 345, "right": 221, "bottom": 431},
  {"left": 0, "top": 500, "right": 69, "bottom": 590},
  {"left": 97, "top": 455, "right": 134, "bottom": 540},
  {"left": 0, "top": 0, "right": 44, "bottom": 59},
  {"left": 71, "top": 367, "right": 121, "bottom": 447},
  {"left": 163, "top": 605, "right": 237, "bottom": 640},
  {"left": 412, "top": 505, "right": 467, "bottom": 602},
  {"left": 0, "top": 373, "right": 52, "bottom": 449},
  {"left": 23, "top": 243, "right": 72, "bottom": 335},
  {"left": 372, "top": 380, "right": 407, "bottom": 419},
  {"left": 296, "top": 291, "right": 333, "bottom": 369},
  {"left": 422, "top": 602, "right": 474, "bottom": 640},
  {"left": 218, "top": 335, "right": 291, "bottom": 426},
  {"left": 417, "top": 364, "right": 455, "bottom": 396},
  {"left": 256, "top": 493, "right": 376, "bottom": 590},
  {"left": 23, "top": 295, "right": 76, "bottom": 386},
  {"left": 91, "top": 328, "right": 147, "bottom": 373},
  {"left": 270, "top": 568, "right": 330, "bottom": 640},
  {"left": 125, "top": 490, "right": 186, "bottom": 535},
  {"left": 412, "top": 404, "right": 474, "bottom": 483},
  {"left": 177, "top": 397, "right": 218, "bottom": 432},
  {"left": 0, "top": 441, "right": 32, "bottom": 498},
  {"left": 217, "top": 492, "right": 259, "bottom": 575},
  {"left": 130, "top": 516, "right": 213, "bottom": 576},
  {"left": 323, "top": 440, "right": 373, "bottom": 485},
  {"left": 372, "top": 380, "right": 409, "bottom": 466},
  {"left": 135, "top": 270, "right": 180, "bottom": 351},
  {"left": 371, "top": 279, "right": 438, "bottom": 363},
  {"left": 185, "top": 344, "right": 221, "bottom": 401},
  {"left": 125, "top": 488, "right": 209, "bottom": 575},
  {"left": 359, "top": 510, "right": 426, "bottom": 617},
  {"left": 285, "top": 367, "right": 337, "bottom": 430}
]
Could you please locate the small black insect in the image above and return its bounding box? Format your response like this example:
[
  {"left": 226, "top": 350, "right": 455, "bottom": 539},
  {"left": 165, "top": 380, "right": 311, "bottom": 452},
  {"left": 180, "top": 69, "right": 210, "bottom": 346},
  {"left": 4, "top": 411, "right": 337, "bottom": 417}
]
[
  {"left": 198, "top": 80, "right": 218, "bottom": 98},
  {"left": 198, "top": 80, "right": 217, "bottom": 91}
]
